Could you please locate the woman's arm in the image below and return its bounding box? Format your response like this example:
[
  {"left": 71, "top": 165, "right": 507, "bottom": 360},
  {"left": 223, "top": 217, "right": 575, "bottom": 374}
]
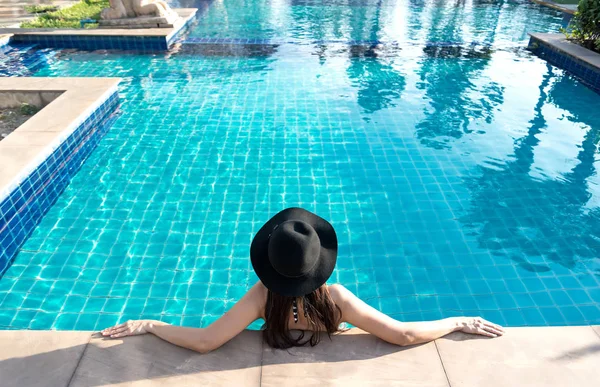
[
  {"left": 101, "top": 282, "right": 266, "bottom": 353},
  {"left": 329, "top": 284, "right": 504, "bottom": 346}
]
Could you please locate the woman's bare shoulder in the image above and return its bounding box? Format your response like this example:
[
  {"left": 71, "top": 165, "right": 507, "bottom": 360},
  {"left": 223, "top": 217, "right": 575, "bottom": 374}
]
[
  {"left": 255, "top": 281, "right": 268, "bottom": 298},
  {"left": 253, "top": 281, "right": 268, "bottom": 318},
  {"left": 327, "top": 284, "right": 355, "bottom": 324},
  {"left": 327, "top": 284, "right": 352, "bottom": 306}
]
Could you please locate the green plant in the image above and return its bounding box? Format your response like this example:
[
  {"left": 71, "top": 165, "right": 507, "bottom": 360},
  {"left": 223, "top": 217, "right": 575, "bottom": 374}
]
[
  {"left": 564, "top": 0, "right": 600, "bottom": 53},
  {"left": 24, "top": 4, "right": 59, "bottom": 14},
  {"left": 20, "top": 0, "right": 108, "bottom": 29},
  {"left": 20, "top": 103, "right": 39, "bottom": 116}
]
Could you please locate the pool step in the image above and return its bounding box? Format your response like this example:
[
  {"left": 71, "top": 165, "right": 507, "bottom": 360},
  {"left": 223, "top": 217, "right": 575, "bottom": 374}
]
[{"left": 0, "top": 44, "right": 56, "bottom": 77}]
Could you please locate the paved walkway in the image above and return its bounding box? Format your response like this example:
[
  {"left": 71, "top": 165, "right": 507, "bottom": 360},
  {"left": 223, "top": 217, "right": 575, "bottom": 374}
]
[
  {"left": 1, "top": 326, "right": 599, "bottom": 386},
  {"left": 0, "top": 0, "right": 77, "bottom": 27}
]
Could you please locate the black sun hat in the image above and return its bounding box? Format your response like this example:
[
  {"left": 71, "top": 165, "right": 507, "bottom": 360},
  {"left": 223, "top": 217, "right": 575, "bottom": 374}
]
[{"left": 250, "top": 208, "right": 338, "bottom": 297}]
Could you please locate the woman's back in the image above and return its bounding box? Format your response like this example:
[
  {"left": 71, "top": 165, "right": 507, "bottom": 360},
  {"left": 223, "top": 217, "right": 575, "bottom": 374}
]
[{"left": 257, "top": 283, "right": 344, "bottom": 330}]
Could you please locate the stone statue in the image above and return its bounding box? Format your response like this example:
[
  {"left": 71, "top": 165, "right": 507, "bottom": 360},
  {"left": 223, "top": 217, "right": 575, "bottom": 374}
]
[{"left": 101, "top": 0, "right": 178, "bottom": 23}]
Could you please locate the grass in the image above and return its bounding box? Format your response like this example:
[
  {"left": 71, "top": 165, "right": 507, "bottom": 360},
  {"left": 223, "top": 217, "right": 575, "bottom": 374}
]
[
  {"left": 20, "top": 0, "right": 109, "bottom": 29},
  {"left": 24, "top": 5, "right": 59, "bottom": 14}
]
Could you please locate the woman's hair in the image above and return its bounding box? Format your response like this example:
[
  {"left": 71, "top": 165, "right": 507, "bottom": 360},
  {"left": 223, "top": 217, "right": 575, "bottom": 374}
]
[{"left": 263, "top": 285, "right": 342, "bottom": 349}]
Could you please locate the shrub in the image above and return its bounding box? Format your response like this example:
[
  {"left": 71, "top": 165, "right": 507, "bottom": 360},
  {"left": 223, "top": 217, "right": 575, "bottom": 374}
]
[
  {"left": 20, "top": 103, "right": 39, "bottom": 116},
  {"left": 564, "top": 0, "right": 600, "bottom": 52}
]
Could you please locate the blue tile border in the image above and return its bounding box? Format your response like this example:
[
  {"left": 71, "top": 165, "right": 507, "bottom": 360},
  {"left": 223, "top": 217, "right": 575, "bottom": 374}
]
[
  {"left": 10, "top": 34, "right": 168, "bottom": 51},
  {"left": 528, "top": 35, "right": 600, "bottom": 94},
  {"left": 0, "top": 91, "right": 120, "bottom": 278}
]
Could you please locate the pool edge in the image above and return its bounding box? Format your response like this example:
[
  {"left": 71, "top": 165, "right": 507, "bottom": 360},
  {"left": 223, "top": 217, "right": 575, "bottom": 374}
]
[
  {"left": 528, "top": 33, "right": 600, "bottom": 94},
  {"left": 0, "top": 78, "right": 121, "bottom": 276}
]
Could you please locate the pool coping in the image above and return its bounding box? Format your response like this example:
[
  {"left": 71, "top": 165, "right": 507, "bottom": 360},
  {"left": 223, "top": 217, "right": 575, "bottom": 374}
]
[
  {"left": 530, "top": 0, "right": 577, "bottom": 15},
  {"left": 0, "top": 8, "right": 197, "bottom": 50},
  {"left": 1, "top": 326, "right": 599, "bottom": 386},
  {"left": 0, "top": 77, "right": 121, "bottom": 275},
  {"left": 528, "top": 33, "right": 600, "bottom": 93}
]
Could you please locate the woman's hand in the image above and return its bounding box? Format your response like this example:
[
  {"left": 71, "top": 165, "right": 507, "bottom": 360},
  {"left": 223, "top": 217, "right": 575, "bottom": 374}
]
[
  {"left": 101, "top": 320, "right": 165, "bottom": 338},
  {"left": 455, "top": 317, "right": 505, "bottom": 338}
]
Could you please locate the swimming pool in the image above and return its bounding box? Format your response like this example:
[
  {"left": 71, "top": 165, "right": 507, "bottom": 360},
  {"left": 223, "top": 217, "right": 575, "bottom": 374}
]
[{"left": 0, "top": 0, "right": 599, "bottom": 330}]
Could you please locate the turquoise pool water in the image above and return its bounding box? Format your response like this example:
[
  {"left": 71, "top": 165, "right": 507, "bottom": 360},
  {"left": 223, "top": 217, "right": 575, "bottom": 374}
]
[{"left": 1, "top": 0, "right": 599, "bottom": 330}]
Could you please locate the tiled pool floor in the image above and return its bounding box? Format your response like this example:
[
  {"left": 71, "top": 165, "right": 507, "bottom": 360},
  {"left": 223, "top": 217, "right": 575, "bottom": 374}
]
[{"left": 0, "top": 0, "right": 599, "bottom": 330}]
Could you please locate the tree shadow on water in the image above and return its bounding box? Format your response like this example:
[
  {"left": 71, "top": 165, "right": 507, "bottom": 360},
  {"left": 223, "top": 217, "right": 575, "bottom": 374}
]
[
  {"left": 460, "top": 65, "right": 600, "bottom": 272},
  {"left": 414, "top": 0, "right": 505, "bottom": 150}
]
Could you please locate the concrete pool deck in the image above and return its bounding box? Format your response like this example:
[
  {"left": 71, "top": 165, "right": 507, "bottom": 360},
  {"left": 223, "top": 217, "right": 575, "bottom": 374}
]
[{"left": 1, "top": 326, "right": 599, "bottom": 386}]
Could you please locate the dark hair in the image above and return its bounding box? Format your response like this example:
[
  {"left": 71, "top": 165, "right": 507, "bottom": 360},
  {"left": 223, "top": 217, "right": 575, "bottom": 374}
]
[{"left": 263, "top": 285, "right": 342, "bottom": 349}]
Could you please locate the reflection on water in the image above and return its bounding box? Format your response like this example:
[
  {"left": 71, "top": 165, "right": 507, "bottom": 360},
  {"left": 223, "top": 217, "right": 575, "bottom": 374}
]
[
  {"left": 461, "top": 66, "right": 600, "bottom": 272},
  {"left": 177, "top": 42, "right": 280, "bottom": 57},
  {"left": 344, "top": 0, "right": 405, "bottom": 115},
  {"left": 347, "top": 57, "right": 406, "bottom": 115},
  {"left": 186, "top": 0, "right": 565, "bottom": 43},
  {"left": 414, "top": 54, "right": 504, "bottom": 149}
]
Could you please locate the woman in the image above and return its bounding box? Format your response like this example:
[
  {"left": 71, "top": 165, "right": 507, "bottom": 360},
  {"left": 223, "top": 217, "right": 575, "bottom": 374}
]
[{"left": 102, "top": 208, "right": 504, "bottom": 352}]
